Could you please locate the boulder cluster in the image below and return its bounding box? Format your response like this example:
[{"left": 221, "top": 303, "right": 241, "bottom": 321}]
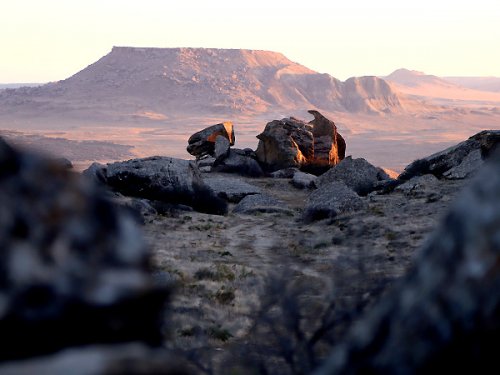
[{"left": 1, "top": 111, "right": 499, "bottom": 373}]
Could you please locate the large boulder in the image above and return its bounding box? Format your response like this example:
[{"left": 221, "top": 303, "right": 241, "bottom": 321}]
[
  {"left": 255, "top": 110, "right": 345, "bottom": 172},
  {"left": 106, "top": 156, "right": 227, "bottom": 215},
  {"left": 317, "top": 156, "right": 391, "bottom": 196},
  {"left": 0, "top": 138, "right": 170, "bottom": 362},
  {"left": 399, "top": 130, "right": 500, "bottom": 181},
  {"left": 316, "top": 153, "right": 500, "bottom": 374},
  {"left": 187, "top": 122, "right": 235, "bottom": 158},
  {"left": 303, "top": 181, "right": 366, "bottom": 222},
  {"left": 212, "top": 148, "right": 264, "bottom": 177},
  {"left": 308, "top": 110, "right": 346, "bottom": 166}
]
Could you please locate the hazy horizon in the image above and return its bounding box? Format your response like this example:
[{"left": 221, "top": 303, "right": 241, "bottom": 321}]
[{"left": 2, "top": 0, "right": 500, "bottom": 83}]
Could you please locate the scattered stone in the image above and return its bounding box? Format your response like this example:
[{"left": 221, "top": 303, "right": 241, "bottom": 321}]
[
  {"left": 233, "top": 194, "right": 292, "bottom": 215},
  {"left": 0, "top": 138, "right": 170, "bottom": 362},
  {"left": 303, "top": 181, "right": 366, "bottom": 222},
  {"left": 187, "top": 122, "right": 235, "bottom": 158},
  {"left": 317, "top": 156, "right": 391, "bottom": 196},
  {"left": 255, "top": 110, "right": 345, "bottom": 172},
  {"left": 316, "top": 153, "right": 500, "bottom": 374},
  {"left": 53, "top": 157, "right": 73, "bottom": 169},
  {"left": 214, "top": 135, "right": 231, "bottom": 162},
  {"left": 399, "top": 130, "right": 500, "bottom": 180},
  {"left": 203, "top": 176, "right": 261, "bottom": 203},
  {"left": 291, "top": 171, "right": 317, "bottom": 189},
  {"left": 270, "top": 168, "right": 299, "bottom": 179},
  {"left": 212, "top": 149, "right": 264, "bottom": 177},
  {"left": 395, "top": 174, "right": 440, "bottom": 197},
  {"left": 106, "top": 156, "right": 227, "bottom": 215}
]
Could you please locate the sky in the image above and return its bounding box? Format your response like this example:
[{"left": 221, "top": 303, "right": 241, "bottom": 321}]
[{"left": 1, "top": 0, "right": 500, "bottom": 83}]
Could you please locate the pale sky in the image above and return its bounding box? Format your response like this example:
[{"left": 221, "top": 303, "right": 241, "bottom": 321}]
[{"left": 1, "top": 0, "right": 499, "bottom": 83}]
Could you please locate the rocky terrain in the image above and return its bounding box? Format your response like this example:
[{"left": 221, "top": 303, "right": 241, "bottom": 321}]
[
  {"left": 2, "top": 47, "right": 500, "bottom": 173},
  {"left": 1, "top": 106, "right": 498, "bottom": 374}
]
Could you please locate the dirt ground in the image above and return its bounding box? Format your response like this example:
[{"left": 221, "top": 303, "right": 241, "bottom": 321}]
[{"left": 142, "top": 173, "right": 467, "bottom": 372}]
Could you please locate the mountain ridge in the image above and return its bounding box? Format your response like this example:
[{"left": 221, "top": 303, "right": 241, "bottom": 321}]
[{"left": 0, "top": 47, "right": 415, "bottom": 119}]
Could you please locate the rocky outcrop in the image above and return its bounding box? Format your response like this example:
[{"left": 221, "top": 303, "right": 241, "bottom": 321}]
[
  {"left": 317, "top": 156, "right": 391, "bottom": 196},
  {"left": 214, "top": 135, "right": 231, "bottom": 162},
  {"left": 316, "top": 153, "right": 500, "bottom": 374},
  {"left": 0, "top": 138, "right": 170, "bottom": 362},
  {"left": 106, "top": 156, "right": 227, "bottom": 215},
  {"left": 303, "top": 181, "right": 366, "bottom": 222},
  {"left": 255, "top": 110, "right": 345, "bottom": 172},
  {"left": 399, "top": 130, "right": 500, "bottom": 181},
  {"left": 187, "top": 122, "right": 235, "bottom": 158}
]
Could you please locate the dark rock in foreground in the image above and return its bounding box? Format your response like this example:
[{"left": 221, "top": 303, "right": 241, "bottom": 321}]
[
  {"left": 399, "top": 130, "right": 500, "bottom": 181},
  {"left": 106, "top": 156, "right": 227, "bottom": 215},
  {"left": 303, "top": 181, "right": 366, "bottom": 222},
  {"left": 318, "top": 156, "right": 391, "bottom": 196},
  {"left": 316, "top": 153, "right": 500, "bottom": 374},
  {"left": 187, "top": 121, "right": 235, "bottom": 159},
  {"left": 0, "top": 138, "right": 170, "bottom": 362}
]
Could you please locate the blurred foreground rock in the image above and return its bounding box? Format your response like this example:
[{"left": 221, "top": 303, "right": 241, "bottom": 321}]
[
  {"left": 0, "top": 138, "right": 183, "bottom": 373},
  {"left": 316, "top": 152, "right": 500, "bottom": 374}
]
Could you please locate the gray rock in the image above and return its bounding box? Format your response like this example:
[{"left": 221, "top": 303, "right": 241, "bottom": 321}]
[
  {"left": 106, "top": 156, "right": 227, "bottom": 215},
  {"left": 399, "top": 130, "right": 500, "bottom": 180},
  {"left": 204, "top": 176, "right": 261, "bottom": 203},
  {"left": 0, "top": 138, "right": 170, "bottom": 361},
  {"left": 233, "top": 194, "right": 292, "bottom": 215},
  {"left": 443, "top": 148, "right": 482, "bottom": 179},
  {"left": 270, "top": 167, "right": 299, "bottom": 179},
  {"left": 317, "top": 156, "right": 390, "bottom": 196},
  {"left": 212, "top": 149, "right": 264, "bottom": 177},
  {"left": 316, "top": 153, "right": 500, "bottom": 374},
  {"left": 291, "top": 171, "right": 317, "bottom": 189},
  {"left": 186, "top": 121, "right": 235, "bottom": 158},
  {"left": 395, "top": 174, "right": 440, "bottom": 197},
  {"left": 303, "top": 181, "right": 366, "bottom": 222},
  {"left": 214, "top": 135, "right": 230, "bottom": 162},
  {"left": 82, "top": 162, "right": 107, "bottom": 184}
]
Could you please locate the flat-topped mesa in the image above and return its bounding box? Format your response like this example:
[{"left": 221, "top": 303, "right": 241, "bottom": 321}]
[
  {"left": 187, "top": 121, "right": 235, "bottom": 159},
  {"left": 255, "top": 110, "right": 345, "bottom": 172}
]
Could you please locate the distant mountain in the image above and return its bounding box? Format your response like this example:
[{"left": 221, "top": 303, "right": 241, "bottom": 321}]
[
  {"left": 384, "top": 68, "right": 500, "bottom": 103},
  {"left": 0, "top": 47, "right": 415, "bottom": 122},
  {"left": 385, "top": 68, "right": 458, "bottom": 89},
  {"left": 444, "top": 76, "right": 500, "bottom": 93}
]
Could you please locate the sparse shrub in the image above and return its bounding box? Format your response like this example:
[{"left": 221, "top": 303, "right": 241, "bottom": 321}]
[
  {"left": 215, "top": 286, "right": 236, "bottom": 305},
  {"left": 207, "top": 326, "right": 233, "bottom": 342},
  {"left": 194, "top": 264, "right": 236, "bottom": 282}
]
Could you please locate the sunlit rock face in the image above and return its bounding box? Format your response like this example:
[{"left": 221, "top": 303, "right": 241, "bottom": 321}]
[
  {"left": 255, "top": 110, "right": 345, "bottom": 172},
  {"left": 187, "top": 121, "right": 235, "bottom": 159},
  {"left": 0, "top": 138, "right": 170, "bottom": 362}
]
